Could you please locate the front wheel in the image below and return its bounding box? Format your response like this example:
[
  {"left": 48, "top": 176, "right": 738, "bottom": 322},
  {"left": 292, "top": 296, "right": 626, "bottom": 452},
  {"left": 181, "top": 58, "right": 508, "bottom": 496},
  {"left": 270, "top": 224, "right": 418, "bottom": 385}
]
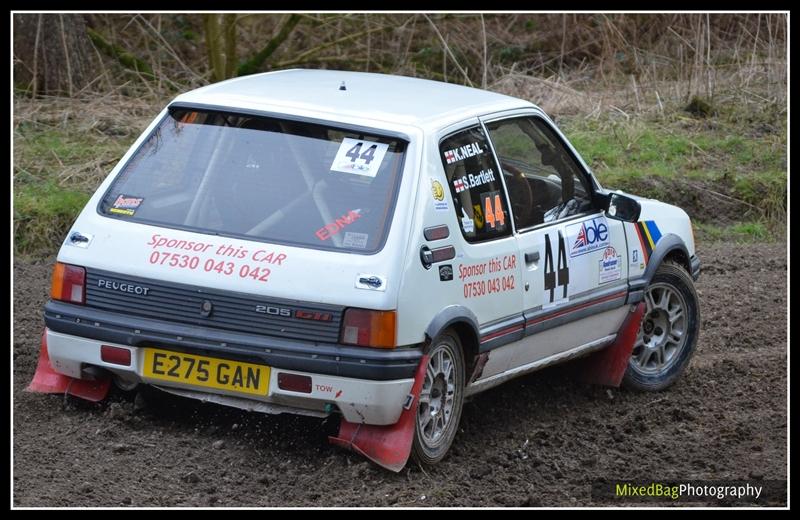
[
  {"left": 623, "top": 260, "right": 700, "bottom": 391},
  {"left": 411, "top": 331, "right": 465, "bottom": 466}
]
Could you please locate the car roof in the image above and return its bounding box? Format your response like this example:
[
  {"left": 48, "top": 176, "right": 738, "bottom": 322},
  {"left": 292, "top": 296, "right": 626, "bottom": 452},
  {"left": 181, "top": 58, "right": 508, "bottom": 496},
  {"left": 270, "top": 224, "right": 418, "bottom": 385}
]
[{"left": 172, "top": 69, "right": 536, "bottom": 131}]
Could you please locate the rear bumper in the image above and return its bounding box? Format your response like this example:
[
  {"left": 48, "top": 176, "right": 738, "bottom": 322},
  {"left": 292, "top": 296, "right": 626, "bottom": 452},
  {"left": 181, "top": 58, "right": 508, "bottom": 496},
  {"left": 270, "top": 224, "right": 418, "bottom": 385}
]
[
  {"left": 45, "top": 328, "right": 414, "bottom": 425},
  {"left": 44, "top": 300, "right": 421, "bottom": 381}
]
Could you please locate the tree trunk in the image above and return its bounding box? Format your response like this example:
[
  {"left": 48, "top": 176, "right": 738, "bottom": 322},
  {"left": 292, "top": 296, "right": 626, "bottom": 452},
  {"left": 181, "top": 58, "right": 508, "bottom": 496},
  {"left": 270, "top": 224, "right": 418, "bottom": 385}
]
[
  {"left": 204, "top": 13, "right": 239, "bottom": 82},
  {"left": 13, "top": 13, "right": 97, "bottom": 96}
]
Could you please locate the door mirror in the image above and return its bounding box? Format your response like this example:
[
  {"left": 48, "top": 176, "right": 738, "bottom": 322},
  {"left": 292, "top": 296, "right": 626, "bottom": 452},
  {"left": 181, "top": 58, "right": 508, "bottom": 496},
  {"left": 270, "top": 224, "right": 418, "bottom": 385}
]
[{"left": 604, "top": 192, "right": 641, "bottom": 222}]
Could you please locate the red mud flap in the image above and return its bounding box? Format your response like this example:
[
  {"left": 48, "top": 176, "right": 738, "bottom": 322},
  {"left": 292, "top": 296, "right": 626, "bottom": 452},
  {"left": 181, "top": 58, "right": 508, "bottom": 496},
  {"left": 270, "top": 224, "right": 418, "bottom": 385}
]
[
  {"left": 329, "top": 354, "right": 429, "bottom": 473},
  {"left": 576, "top": 302, "right": 646, "bottom": 387},
  {"left": 26, "top": 329, "right": 111, "bottom": 402}
]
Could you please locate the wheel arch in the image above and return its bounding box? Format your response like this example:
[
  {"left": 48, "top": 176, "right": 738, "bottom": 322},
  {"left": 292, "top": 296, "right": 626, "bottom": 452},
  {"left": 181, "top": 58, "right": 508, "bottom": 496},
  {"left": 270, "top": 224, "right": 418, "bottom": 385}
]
[
  {"left": 424, "top": 305, "right": 480, "bottom": 376},
  {"left": 643, "top": 234, "right": 691, "bottom": 283},
  {"left": 628, "top": 233, "right": 691, "bottom": 304}
]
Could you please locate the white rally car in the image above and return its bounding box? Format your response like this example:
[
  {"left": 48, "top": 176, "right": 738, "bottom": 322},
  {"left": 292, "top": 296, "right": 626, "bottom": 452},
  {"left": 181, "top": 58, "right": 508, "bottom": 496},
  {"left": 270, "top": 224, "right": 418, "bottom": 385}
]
[{"left": 32, "top": 69, "right": 700, "bottom": 471}]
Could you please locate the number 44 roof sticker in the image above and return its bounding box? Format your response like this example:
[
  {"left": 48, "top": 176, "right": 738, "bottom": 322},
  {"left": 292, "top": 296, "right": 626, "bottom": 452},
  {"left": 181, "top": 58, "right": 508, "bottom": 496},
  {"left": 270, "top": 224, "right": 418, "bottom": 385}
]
[{"left": 330, "top": 137, "right": 389, "bottom": 178}]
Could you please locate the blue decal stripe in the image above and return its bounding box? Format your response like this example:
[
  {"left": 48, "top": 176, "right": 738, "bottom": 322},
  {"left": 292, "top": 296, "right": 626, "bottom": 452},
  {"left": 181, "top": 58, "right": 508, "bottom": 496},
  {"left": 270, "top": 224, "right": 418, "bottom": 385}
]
[{"left": 645, "top": 220, "right": 662, "bottom": 245}]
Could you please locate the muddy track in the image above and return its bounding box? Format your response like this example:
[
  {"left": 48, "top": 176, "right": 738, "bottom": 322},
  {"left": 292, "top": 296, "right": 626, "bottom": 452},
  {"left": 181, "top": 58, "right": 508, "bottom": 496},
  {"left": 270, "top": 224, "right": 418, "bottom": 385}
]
[{"left": 13, "top": 242, "right": 787, "bottom": 507}]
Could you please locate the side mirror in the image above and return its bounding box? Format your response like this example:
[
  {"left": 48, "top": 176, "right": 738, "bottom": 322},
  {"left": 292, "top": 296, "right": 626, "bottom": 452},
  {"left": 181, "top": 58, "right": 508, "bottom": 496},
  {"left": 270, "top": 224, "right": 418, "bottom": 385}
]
[{"left": 603, "top": 192, "right": 641, "bottom": 222}]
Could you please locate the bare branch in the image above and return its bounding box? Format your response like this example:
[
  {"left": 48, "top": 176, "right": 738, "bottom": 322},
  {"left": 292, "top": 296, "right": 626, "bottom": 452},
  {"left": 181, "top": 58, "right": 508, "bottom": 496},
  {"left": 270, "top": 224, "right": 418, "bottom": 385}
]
[{"left": 422, "top": 14, "right": 473, "bottom": 87}]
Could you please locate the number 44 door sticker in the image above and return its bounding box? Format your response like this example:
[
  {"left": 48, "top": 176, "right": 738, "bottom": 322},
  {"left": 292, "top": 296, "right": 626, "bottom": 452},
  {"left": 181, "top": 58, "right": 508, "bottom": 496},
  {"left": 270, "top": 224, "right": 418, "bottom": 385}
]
[{"left": 543, "top": 230, "right": 569, "bottom": 306}]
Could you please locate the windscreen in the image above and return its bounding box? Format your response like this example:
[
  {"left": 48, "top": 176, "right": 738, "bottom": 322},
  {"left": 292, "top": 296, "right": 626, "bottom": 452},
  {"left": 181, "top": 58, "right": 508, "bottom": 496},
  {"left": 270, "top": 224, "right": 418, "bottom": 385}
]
[{"left": 99, "top": 108, "right": 407, "bottom": 253}]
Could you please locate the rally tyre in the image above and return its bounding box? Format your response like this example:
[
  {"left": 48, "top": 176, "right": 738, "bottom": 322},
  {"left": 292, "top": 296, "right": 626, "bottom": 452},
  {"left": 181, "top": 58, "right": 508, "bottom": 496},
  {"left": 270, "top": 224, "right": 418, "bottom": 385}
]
[
  {"left": 411, "top": 330, "right": 466, "bottom": 466},
  {"left": 623, "top": 260, "right": 700, "bottom": 391}
]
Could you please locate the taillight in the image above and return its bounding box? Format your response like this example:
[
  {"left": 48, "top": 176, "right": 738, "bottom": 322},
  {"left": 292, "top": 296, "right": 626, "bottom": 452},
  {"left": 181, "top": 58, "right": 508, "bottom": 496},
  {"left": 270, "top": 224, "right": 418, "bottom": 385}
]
[
  {"left": 277, "top": 373, "right": 312, "bottom": 393},
  {"left": 340, "top": 309, "right": 396, "bottom": 349},
  {"left": 101, "top": 345, "right": 131, "bottom": 366},
  {"left": 50, "top": 262, "right": 86, "bottom": 304}
]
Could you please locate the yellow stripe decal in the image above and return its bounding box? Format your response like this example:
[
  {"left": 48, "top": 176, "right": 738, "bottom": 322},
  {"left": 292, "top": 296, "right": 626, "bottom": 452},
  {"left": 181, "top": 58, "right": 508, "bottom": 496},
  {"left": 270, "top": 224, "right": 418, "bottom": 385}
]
[{"left": 641, "top": 222, "right": 656, "bottom": 250}]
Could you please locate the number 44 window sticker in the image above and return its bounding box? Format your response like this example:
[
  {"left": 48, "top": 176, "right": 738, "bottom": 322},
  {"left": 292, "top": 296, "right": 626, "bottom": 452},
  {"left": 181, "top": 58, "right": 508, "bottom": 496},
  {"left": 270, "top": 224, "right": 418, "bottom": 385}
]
[
  {"left": 330, "top": 137, "right": 389, "bottom": 178},
  {"left": 480, "top": 190, "right": 506, "bottom": 231}
]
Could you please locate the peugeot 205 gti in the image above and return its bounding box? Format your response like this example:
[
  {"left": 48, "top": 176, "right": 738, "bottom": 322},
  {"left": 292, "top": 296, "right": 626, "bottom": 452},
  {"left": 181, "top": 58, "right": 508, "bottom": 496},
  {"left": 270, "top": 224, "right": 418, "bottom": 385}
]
[{"left": 31, "top": 69, "right": 701, "bottom": 471}]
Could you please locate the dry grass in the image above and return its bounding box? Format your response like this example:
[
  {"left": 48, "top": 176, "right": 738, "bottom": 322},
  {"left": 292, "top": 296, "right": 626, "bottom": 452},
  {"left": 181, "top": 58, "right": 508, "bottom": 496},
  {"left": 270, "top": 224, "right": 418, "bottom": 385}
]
[
  {"left": 12, "top": 13, "right": 787, "bottom": 255},
  {"left": 14, "top": 91, "right": 163, "bottom": 193}
]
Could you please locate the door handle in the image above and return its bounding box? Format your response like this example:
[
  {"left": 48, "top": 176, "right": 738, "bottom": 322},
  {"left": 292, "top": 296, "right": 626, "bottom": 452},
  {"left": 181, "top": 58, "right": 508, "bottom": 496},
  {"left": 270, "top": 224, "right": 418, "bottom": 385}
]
[{"left": 525, "top": 251, "right": 540, "bottom": 264}]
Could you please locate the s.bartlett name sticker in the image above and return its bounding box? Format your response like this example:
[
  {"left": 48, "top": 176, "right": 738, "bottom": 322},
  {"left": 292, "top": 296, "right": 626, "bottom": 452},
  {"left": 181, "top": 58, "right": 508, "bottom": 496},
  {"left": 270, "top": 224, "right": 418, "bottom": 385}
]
[
  {"left": 109, "top": 194, "right": 144, "bottom": 216},
  {"left": 453, "top": 168, "right": 496, "bottom": 193},
  {"left": 330, "top": 138, "right": 389, "bottom": 178}
]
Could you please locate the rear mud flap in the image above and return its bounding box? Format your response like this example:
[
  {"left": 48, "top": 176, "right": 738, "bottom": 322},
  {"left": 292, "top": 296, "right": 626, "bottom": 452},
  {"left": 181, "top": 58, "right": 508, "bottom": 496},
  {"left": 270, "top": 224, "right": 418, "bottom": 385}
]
[
  {"left": 26, "top": 329, "right": 111, "bottom": 402},
  {"left": 576, "top": 302, "right": 646, "bottom": 387},
  {"left": 329, "top": 354, "right": 429, "bottom": 472}
]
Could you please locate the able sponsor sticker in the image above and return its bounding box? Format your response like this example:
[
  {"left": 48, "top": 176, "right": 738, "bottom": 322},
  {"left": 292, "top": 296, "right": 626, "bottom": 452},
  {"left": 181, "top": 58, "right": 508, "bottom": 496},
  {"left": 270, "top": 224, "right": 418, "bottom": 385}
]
[
  {"left": 109, "top": 194, "right": 144, "bottom": 216},
  {"left": 567, "top": 216, "right": 610, "bottom": 257},
  {"left": 330, "top": 138, "right": 389, "bottom": 177}
]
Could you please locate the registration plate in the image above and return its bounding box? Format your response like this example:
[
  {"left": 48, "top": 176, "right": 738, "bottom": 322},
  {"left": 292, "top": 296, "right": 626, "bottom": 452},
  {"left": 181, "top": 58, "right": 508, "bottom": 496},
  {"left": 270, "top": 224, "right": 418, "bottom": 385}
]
[{"left": 142, "top": 348, "right": 270, "bottom": 397}]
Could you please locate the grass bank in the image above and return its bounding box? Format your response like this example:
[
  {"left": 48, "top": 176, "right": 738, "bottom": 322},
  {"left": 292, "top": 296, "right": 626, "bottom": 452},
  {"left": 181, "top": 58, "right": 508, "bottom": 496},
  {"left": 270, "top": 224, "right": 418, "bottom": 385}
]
[{"left": 13, "top": 92, "right": 786, "bottom": 256}]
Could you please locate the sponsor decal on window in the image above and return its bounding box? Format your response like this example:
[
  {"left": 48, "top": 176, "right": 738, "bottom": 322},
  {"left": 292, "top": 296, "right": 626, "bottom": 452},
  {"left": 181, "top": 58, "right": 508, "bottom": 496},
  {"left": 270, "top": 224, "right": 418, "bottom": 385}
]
[
  {"left": 109, "top": 194, "right": 144, "bottom": 216},
  {"left": 460, "top": 208, "right": 475, "bottom": 233},
  {"left": 472, "top": 203, "right": 485, "bottom": 229},
  {"left": 342, "top": 231, "right": 369, "bottom": 249},
  {"left": 315, "top": 209, "right": 362, "bottom": 241},
  {"left": 443, "top": 141, "right": 484, "bottom": 164}
]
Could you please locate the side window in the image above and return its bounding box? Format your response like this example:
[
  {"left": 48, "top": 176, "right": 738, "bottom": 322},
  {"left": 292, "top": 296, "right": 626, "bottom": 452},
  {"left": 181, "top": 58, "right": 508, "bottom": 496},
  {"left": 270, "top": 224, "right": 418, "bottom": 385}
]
[
  {"left": 439, "top": 126, "right": 510, "bottom": 242},
  {"left": 486, "top": 117, "right": 593, "bottom": 230}
]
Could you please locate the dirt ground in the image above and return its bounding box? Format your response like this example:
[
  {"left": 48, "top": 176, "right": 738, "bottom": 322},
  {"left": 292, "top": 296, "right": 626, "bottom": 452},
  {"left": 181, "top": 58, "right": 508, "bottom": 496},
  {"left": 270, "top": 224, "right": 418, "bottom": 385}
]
[{"left": 12, "top": 241, "right": 787, "bottom": 507}]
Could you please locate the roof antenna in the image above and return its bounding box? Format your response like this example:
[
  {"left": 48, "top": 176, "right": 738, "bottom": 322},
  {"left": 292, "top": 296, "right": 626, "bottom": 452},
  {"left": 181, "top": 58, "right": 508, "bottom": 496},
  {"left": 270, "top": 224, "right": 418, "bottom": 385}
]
[{"left": 339, "top": 81, "right": 347, "bottom": 91}]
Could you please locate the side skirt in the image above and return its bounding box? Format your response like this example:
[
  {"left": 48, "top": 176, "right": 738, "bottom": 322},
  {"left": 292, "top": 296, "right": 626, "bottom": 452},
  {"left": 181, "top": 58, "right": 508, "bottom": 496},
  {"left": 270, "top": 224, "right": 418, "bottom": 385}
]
[{"left": 464, "top": 334, "right": 616, "bottom": 397}]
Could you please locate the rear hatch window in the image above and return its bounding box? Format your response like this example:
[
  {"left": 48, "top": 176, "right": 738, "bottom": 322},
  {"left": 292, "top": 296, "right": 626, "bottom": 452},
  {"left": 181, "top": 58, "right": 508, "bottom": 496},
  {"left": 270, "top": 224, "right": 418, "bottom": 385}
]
[{"left": 99, "top": 107, "right": 407, "bottom": 253}]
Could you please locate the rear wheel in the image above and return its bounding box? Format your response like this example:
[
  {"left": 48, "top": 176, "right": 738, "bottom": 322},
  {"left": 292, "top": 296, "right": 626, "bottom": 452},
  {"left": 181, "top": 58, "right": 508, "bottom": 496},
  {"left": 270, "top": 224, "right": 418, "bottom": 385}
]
[
  {"left": 411, "top": 331, "right": 465, "bottom": 465},
  {"left": 623, "top": 260, "right": 700, "bottom": 391}
]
